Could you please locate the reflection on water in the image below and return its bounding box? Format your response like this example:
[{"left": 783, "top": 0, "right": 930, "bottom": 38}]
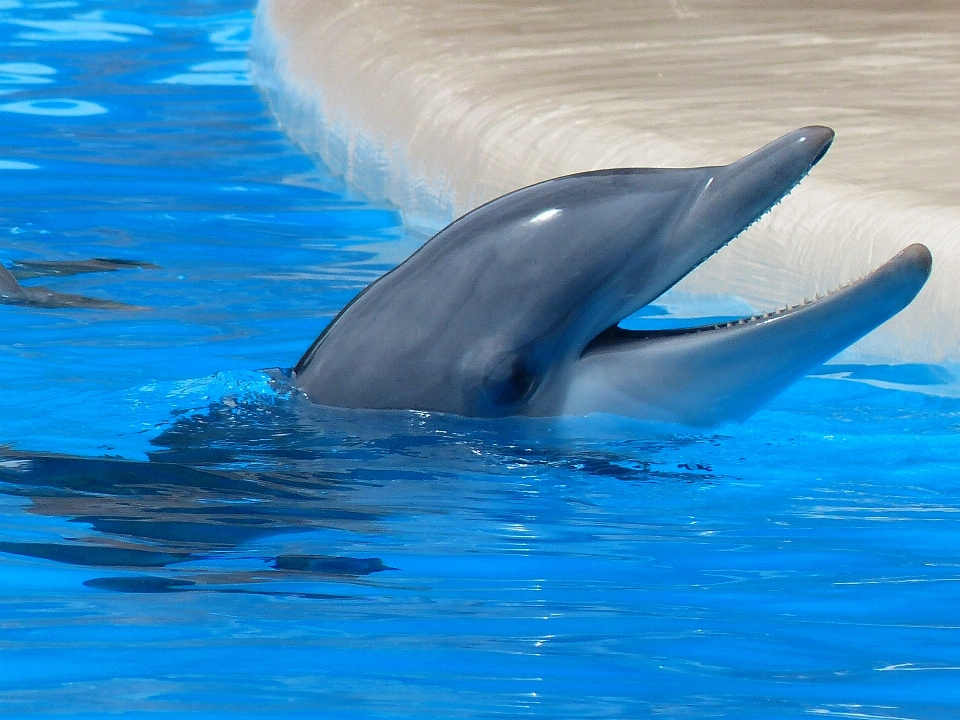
[
  {"left": 813, "top": 362, "right": 956, "bottom": 387},
  {"left": 0, "top": 391, "right": 700, "bottom": 586},
  {"left": 2, "top": 378, "right": 960, "bottom": 716},
  {"left": 1, "top": 0, "right": 960, "bottom": 717}
]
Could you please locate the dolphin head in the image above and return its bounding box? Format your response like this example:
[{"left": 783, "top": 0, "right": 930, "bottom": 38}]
[{"left": 294, "top": 126, "right": 929, "bottom": 424}]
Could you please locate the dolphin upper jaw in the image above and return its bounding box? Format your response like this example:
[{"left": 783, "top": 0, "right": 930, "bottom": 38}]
[
  {"left": 544, "top": 127, "right": 837, "bottom": 366},
  {"left": 643, "top": 126, "right": 835, "bottom": 313},
  {"left": 521, "top": 126, "right": 844, "bottom": 415}
]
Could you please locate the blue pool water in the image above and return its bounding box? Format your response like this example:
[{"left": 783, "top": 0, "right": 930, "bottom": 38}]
[{"left": 2, "top": 2, "right": 960, "bottom": 717}]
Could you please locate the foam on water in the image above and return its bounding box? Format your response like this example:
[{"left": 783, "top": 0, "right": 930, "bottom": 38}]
[{"left": 1, "top": 0, "right": 960, "bottom": 717}]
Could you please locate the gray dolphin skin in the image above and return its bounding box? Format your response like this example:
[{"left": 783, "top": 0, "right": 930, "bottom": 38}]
[
  {"left": 293, "top": 126, "right": 932, "bottom": 425},
  {"left": 0, "top": 261, "right": 141, "bottom": 310}
]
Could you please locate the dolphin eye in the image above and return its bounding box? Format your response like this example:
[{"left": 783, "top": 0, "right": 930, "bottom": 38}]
[{"left": 482, "top": 357, "right": 539, "bottom": 410}]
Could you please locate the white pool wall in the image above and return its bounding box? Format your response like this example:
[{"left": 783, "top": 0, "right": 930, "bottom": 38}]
[{"left": 251, "top": 0, "right": 960, "bottom": 363}]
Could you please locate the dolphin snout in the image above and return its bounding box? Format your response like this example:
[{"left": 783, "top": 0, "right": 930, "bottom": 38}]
[
  {"left": 657, "top": 126, "right": 836, "bottom": 293},
  {"left": 704, "top": 125, "right": 835, "bottom": 229},
  {"left": 857, "top": 242, "right": 932, "bottom": 318},
  {"left": 729, "top": 125, "right": 835, "bottom": 177}
]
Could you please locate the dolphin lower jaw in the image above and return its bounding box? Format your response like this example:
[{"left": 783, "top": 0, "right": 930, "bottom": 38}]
[{"left": 559, "top": 243, "right": 932, "bottom": 425}]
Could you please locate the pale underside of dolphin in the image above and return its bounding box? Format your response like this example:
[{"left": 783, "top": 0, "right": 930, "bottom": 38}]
[{"left": 293, "top": 127, "right": 932, "bottom": 426}]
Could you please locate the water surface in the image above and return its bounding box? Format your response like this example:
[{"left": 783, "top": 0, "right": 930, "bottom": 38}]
[{"left": 1, "top": 1, "right": 959, "bottom": 717}]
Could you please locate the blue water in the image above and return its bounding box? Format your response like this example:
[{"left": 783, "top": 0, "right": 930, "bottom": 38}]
[{"left": 2, "top": 2, "right": 960, "bottom": 718}]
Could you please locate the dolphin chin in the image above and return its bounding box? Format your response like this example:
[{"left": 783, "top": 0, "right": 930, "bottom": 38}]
[{"left": 294, "top": 126, "right": 931, "bottom": 425}]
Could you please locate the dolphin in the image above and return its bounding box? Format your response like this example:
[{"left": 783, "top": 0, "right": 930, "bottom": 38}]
[
  {"left": 7, "top": 257, "right": 159, "bottom": 281},
  {"left": 0, "top": 260, "right": 144, "bottom": 309},
  {"left": 292, "top": 126, "right": 931, "bottom": 425}
]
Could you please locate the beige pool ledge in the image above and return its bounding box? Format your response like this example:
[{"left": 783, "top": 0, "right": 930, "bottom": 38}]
[{"left": 252, "top": 0, "right": 960, "bottom": 363}]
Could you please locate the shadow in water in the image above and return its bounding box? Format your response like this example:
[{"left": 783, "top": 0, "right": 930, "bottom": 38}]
[
  {"left": 8, "top": 257, "right": 160, "bottom": 281},
  {"left": 0, "top": 395, "right": 714, "bottom": 594},
  {"left": 0, "top": 258, "right": 159, "bottom": 310},
  {"left": 0, "top": 400, "right": 407, "bottom": 594}
]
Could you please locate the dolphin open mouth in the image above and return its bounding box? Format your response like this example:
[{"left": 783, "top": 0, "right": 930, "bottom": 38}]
[
  {"left": 566, "top": 243, "right": 933, "bottom": 425},
  {"left": 554, "top": 126, "right": 932, "bottom": 425},
  {"left": 585, "top": 243, "right": 932, "bottom": 354}
]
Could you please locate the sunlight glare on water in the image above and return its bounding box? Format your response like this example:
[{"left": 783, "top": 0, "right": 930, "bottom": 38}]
[{"left": 0, "top": 1, "right": 959, "bottom": 718}]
